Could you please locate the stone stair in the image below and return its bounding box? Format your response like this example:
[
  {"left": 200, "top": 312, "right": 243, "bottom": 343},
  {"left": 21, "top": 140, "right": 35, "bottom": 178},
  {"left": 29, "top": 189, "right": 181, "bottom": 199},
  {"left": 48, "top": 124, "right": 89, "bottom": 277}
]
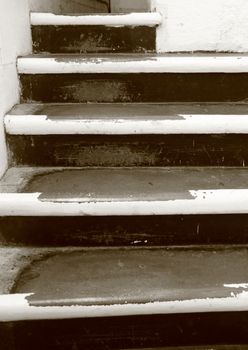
[{"left": 1, "top": 8, "right": 248, "bottom": 350}]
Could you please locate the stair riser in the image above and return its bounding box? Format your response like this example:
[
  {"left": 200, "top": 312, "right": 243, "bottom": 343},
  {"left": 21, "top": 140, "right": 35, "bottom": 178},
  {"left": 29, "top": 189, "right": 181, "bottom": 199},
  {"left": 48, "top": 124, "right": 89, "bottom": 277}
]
[
  {"left": 32, "top": 26, "right": 156, "bottom": 53},
  {"left": 20, "top": 73, "right": 248, "bottom": 103},
  {"left": 7, "top": 135, "right": 248, "bottom": 167},
  {"left": 2, "top": 215, "right": 248, "bottom": 246},
  {"left": 4, "top": 312, "right": 248, "bottom": 349}
]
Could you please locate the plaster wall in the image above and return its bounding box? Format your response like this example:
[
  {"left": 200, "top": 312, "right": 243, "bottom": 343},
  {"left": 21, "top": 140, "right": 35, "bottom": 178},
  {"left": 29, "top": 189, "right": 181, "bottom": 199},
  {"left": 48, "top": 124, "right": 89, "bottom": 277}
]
[
  {"left": 0, "top": 0, "right": 32, "bottom": 176},
  {"left": 29, "top": 0, "right": 110, "bottom": 13},
  {"left": 153, "top": 0, "right": 248, "bottom": 52}
]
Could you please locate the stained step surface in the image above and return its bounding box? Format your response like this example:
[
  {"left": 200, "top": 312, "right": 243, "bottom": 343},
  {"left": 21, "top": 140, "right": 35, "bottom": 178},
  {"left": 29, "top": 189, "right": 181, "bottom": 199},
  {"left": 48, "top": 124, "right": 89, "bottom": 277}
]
[
  {"left": 1, "top": 167, "right": 248, "bottom": 216},
  {"left": 2, "top": 246, "right": 248, "bottom": 321}
]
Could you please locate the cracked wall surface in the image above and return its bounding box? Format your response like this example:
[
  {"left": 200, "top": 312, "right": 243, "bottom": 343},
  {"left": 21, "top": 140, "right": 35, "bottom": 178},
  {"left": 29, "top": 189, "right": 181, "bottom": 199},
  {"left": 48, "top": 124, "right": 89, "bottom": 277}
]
[{"left": 153, "top": 0, "right": 248, "bottom": 52}]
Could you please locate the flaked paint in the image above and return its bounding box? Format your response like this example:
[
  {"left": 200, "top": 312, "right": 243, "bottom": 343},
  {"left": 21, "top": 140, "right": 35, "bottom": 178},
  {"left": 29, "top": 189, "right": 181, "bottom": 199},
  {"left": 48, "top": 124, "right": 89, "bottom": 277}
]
[
  {"left": 1, "top": 290, "right": 248, "bottom": 322},
  {"left": 17, "top": 54, "right": 248, "bottom": 74},
  {"left": 6, "top": 114, "right": 248, "bottom": 135}
]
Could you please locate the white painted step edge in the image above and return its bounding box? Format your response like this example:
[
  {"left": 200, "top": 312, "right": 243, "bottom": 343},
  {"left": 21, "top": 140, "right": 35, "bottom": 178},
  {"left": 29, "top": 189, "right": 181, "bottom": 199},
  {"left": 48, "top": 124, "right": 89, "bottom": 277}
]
[
  {"left": 5, "top": 114, "right": 248, "bottom": 135},
  {"left": 17, "top": 55, "right": 248, "bottom": 74},
  {"left": 1, "top": 190, "right": 248, "bottom": 216},
  {"left": 31, "top": 12, "right": 162, "bottom": 27},
  {"left": 1, "top": 291, "right": 248, "bottom": 321}
]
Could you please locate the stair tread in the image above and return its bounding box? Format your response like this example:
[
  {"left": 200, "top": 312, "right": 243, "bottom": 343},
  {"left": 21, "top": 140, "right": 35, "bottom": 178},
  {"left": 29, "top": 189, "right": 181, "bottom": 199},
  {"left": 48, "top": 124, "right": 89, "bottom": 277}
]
[
  {"left": 6, "top": 103, "right": 248, "bottom": 135},
  {"left": 2, "top": 246, "right": 248, "bottom": 321},
  {"left": 31, "top": 12, "right": 162, "bottom": 26},
  {"left": 1, "top": 166, "right": 248, "bottom": 215},
  {"left": 18, "top": 53, "right": 248, "bottom": 74}
]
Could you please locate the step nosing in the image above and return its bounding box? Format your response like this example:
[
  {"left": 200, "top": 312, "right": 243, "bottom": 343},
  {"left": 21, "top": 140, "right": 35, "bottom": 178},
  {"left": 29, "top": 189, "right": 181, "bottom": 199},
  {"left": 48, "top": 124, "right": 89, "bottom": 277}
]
[
  {"left": 17, "top": 54, "right": 248, "bottom": 74},
  {"left": 30, "top": 12, "right": 162, "bottom": 27}
]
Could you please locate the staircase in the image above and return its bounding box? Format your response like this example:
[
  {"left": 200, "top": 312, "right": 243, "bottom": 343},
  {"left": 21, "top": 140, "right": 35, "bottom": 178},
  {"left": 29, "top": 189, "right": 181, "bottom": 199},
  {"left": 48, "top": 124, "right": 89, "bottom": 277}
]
[{"left": 1, "top": 7, "right": 248, "bottom": 350}]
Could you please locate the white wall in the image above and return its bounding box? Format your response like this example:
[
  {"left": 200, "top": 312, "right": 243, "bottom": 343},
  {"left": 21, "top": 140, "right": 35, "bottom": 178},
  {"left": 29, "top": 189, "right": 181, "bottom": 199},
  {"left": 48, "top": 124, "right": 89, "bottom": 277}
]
[
  {"left": 0, "top": 0, "right": 32, "bottom": 177},
  {"left": 153, "top": 0, "right": 248, "bottom": 52},
  {"left": 29, "top": 0, "right": 110, "bottom": 13}
]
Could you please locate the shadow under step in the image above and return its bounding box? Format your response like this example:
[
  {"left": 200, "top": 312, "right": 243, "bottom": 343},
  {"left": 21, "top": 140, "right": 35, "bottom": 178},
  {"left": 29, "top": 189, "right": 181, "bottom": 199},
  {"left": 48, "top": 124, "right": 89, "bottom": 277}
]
[{"left": 31, "top": 12, "right": 161, "bottom": 53}]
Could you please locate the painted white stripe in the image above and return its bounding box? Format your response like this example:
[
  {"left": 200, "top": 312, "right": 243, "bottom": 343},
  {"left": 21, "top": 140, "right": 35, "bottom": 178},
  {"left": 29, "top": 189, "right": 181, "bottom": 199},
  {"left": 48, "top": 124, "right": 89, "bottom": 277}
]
[
  {"left": 1, "top": 291, "right": 248, "bottom": 322},
  {"left": 17, "top": 55, "right": 248, "bottom": 74},
  {"left": 0, "top": 190, "right": 248, "bottom": 216},
  {"left": 31, "top": 12, "right": 162, "bottom": 27},
  {"left": 5, "top": 114, "right": 248, "bottom": 135}
]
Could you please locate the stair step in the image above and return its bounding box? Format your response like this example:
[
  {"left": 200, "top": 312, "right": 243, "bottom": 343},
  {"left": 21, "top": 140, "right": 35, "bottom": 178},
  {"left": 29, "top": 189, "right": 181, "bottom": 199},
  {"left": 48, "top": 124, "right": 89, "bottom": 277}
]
[
  {"left": 6, "top": 104, "right": 248, "bottom": 167},
  {"left": 1, "top": 167, "right": 248, "bottom": 216},
  {"left": 31, "top": 12, "right": 161, "bottom": 54},
  {"left": 19, "top": 54, "right": 248, "bottom": 103},
  {"left": 6, "top": 103, "right": 248, "bottom": 135},
  {"left": 2, "top": 246, "right": 248, "bottom": 321},
  {"left": 17, "top": 54, "right": 248, "bottom": 74},
  {"left": 31, "top": 12, "right": 162, "bottom": 26}
]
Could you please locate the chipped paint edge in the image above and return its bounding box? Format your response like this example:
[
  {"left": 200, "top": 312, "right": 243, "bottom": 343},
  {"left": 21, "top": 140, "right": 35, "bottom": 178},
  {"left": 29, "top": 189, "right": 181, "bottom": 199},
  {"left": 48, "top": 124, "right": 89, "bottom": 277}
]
[
  {"left": 17, "top": 55, "right": 248, "bottom": 74},
  {"left": 5, "top": 114, "right": 248, "bottom": 135},
  {"left": 1, "top": 291, "right": 248, "bottom": 322},
  {"left": 30, "top": 12, "right": 162, "bottom": 27},
  {"left": 1, "top": 190, "right": 248, "bottom": 216}
]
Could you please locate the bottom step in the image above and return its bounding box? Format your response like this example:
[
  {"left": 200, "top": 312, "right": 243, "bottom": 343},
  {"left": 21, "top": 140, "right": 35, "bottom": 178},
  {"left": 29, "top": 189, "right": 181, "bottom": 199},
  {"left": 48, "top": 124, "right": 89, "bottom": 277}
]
[
  {"left": 2, "top": 247, "right": 248, "bottom": 349},
  {"left": 3, "top": 246, "right": 248, "bottom": 321}
]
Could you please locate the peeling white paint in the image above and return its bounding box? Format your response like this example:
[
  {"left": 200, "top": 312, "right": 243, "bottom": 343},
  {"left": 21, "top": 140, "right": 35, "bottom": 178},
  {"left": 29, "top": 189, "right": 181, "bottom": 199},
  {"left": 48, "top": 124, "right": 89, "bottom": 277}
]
[
  {"left": 31, "top": 12, "right": 162, "bottom": 27},
  {"left": 1, "top": 190, "right": 248, "bottom": 216},
  {"left": 5, "top": 114, "right": 248, "bottom": 135},
  {"left": 1, "top": 291, "right": 248, "bottom": 322},
  {"left": 17, "top": 55, "right": 248, "bottom": 74},
  {"left": 224, "top": 283, "right": 248, "bottom": 289}
]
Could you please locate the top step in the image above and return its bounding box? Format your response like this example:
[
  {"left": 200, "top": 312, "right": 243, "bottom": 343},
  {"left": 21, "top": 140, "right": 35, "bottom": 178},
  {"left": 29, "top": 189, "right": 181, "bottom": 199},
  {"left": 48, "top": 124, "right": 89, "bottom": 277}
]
[{"left": 31, "top": 12, "right": 161, "bottom": 54}]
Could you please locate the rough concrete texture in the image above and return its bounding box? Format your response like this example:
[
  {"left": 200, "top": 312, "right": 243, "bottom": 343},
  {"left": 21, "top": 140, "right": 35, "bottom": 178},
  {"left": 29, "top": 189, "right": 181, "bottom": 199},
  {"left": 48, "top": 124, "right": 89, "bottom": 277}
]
[
  {"left": 0, "top": 247, "right": 85, "bottom": 294},
  {"left": 153, "top": 0, "right": 248, "bottom": 52},
  {"left": 2, "top": 167, "right": 248, "bottom": 198},
  {"left": 13, "top": 247, "right": 248, "bottom": 305}
]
